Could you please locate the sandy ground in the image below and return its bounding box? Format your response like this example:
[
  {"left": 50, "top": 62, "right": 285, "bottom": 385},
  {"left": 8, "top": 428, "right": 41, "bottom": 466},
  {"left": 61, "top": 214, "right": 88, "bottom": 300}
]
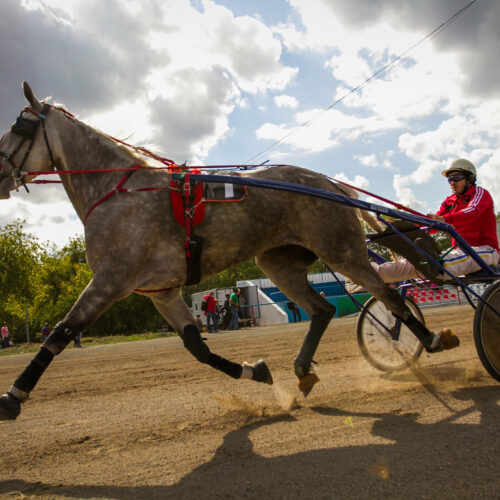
[{"left": 0, "top": 304, "right": 498, "bottom": 499}]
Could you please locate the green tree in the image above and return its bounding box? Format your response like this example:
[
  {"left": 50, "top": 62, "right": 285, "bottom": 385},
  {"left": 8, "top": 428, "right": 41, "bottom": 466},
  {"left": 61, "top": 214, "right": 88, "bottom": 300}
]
[
  {"left": 30, "top": 251, "right": 90, "bottom": 338},
  {"left": 62, "top": 235, "right": 87, "bottom": 264},
  {"left": 30, "top": 237, "right": 164, "bottom": 337},
  {"left": 0, "top": 220, "right": 42, "bottom": 342}
]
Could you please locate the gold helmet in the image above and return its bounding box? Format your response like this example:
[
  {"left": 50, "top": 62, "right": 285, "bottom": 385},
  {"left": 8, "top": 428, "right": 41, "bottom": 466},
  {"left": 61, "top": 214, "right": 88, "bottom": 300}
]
[{"left": 441, "top": 159, "right": 477, "bottom": 178}]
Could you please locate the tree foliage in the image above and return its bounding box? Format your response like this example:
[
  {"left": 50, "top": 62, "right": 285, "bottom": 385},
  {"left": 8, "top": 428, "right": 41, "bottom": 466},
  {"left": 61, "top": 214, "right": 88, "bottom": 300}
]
[
  {"left": 0, "top": 221, "right": 42, "bottom": 340},
  {"left": 0, "top": 222, "right": 164, "bottom": 342}
]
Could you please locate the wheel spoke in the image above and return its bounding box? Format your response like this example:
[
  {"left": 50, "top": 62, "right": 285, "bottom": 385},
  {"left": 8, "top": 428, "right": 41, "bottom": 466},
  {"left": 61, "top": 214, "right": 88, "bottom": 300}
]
[{"left": 357, "top": 296, "right": 424, "bottom": 371}]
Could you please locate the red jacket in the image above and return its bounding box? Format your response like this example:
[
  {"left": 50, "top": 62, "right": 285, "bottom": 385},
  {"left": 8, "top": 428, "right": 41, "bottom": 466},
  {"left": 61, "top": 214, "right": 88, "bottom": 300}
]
[
  {"left": 203, "top": 294, "right": 217, "bottom": 314},
  {"left": 436, "top": 185, "right": 499, "bottom": 251}
]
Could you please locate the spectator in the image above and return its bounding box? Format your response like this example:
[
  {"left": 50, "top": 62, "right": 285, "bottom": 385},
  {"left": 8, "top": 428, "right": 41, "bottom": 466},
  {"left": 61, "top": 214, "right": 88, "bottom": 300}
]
[
  {"left": 203, "top": 291, "right": 219, "bottom": 333},
  {"left": 221, "top": 293, "right": 232, "bottom": 329},
  {"left": 229, "top": 288, "right": 240, "bottom": 330},
  {"left": 73, "top": 332, "right": 82, "bottom": 348},
  {"left": 1, "top": 322, "right": 11, "bottom": 348},
  {"left": 287, "top": 302, "right": 302, "bottom": 322},
  {"left": 40, "top": 322, "right": 50, "bottom": 343}
]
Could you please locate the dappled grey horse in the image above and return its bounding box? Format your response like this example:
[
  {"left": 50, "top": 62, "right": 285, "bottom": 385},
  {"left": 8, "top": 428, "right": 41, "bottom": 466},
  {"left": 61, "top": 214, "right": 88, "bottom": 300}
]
[{"left": 0, "top": 83, "right": 459, "bottom": 420}]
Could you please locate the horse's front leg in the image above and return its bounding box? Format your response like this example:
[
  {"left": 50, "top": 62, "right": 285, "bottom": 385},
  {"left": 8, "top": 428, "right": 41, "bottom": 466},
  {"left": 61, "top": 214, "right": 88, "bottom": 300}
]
[
  {"left": 151, "top": 288, "right": 273, "bottom": 385},
  {"left": 0, "top": 277, "right": 129, "bottom": 420}
]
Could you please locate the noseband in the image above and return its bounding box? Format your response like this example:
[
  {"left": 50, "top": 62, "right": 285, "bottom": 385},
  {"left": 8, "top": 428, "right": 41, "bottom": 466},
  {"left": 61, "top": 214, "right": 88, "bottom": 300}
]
[{"left": 0, "top": 104, "right": 56, "bottom": 192}]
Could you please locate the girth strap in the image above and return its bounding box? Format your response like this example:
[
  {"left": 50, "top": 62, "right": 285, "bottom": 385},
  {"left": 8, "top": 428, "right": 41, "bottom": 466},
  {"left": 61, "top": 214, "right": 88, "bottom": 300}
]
[{"left": 181, "top": 170, "right": 203, "bottom": 285}]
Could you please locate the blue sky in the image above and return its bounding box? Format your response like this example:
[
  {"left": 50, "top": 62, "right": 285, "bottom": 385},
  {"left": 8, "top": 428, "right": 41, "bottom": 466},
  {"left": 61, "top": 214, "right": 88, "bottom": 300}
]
[{"left": 1, "top": 0, "right": 499, "bottom": 246}]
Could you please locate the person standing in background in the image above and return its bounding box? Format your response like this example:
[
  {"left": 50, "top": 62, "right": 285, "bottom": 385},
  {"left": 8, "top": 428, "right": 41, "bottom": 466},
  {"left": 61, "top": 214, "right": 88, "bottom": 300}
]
[
  {"left": 1, "top": 322, "right": 10, "bottom": 348},
  {"left": 203, "top": 291, "right": 219, "bottom": 333},
  {"left": 229, "top": 288, "right": 240, "bottom": 330},
  {"left": 40, "top": 323, "right": 50, "bottom": 343}
]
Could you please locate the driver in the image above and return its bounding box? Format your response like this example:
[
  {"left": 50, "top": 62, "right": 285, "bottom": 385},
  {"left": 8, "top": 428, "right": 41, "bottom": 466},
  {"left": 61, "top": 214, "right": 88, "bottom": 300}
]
[{"left": 367, "top": 159, "right": 499, "bottom": 285}]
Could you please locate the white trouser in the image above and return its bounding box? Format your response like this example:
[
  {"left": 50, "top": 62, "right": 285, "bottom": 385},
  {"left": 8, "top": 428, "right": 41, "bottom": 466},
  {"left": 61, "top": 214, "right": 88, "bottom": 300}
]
[{"left": 374, "top": 245, "right": 499, "bottom": 283}]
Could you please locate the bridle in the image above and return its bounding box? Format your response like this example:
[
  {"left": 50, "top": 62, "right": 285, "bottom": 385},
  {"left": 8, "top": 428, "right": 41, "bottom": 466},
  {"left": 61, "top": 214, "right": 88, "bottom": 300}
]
[{"left": 0, "top": 104, "right": 56, "bottom": 192}]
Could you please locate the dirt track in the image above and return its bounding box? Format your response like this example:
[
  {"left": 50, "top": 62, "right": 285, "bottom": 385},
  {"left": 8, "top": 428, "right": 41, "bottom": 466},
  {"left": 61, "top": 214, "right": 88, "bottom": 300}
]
[{"left": 0, "top": 304, "right": 499, "bottom": 499}]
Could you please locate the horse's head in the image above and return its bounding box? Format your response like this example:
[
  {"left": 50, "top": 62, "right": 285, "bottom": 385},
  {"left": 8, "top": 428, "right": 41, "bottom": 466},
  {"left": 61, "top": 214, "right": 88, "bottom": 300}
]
[{"left": 0, "top": 82, "right": 56, "bottom": 199}]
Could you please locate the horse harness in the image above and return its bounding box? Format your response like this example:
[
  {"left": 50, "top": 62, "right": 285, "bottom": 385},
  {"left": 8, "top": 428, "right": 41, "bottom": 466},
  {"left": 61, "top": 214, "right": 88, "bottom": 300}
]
[
  {"left": 0, "top": 105, "right": 56, "bottom": 192},
  {"left": 1, "top": 104, "right": 248, "bottom": 290},
  {"left": 170, "top": 169, "right": 204, "bottom": 286}
]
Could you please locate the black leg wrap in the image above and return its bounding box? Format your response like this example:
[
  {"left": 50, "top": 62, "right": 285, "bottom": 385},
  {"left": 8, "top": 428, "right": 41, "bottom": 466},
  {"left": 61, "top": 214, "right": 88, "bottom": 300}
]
[
  {"left": 395, "top": 312, "right": 434, "bottom": 346},
  {"left": 294, "top": 312, "right": 334, "bottom": 378},
  {"left": 182, "top": 325, "right": 242, "bottom": 379},
  {"left": 207, "top": 353, "right": 243, "bottom": 379},
  {"left": 13, "top": 347, "right": 54, "bottom": 393},
  {"left": 43, "top": 321, "right": 75, "bottom": 355}
]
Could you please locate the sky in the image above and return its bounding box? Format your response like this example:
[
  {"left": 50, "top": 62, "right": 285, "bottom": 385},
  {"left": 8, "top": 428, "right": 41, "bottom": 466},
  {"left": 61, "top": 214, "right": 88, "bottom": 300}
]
[{"left": 0, "top": 0, "right": 499, "bottom": 247}]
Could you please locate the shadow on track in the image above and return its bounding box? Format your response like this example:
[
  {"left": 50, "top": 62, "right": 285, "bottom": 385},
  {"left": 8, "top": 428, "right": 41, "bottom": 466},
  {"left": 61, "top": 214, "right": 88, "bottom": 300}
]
[{"left": 0, "top": 385, "right": 498, "bottom": 499}]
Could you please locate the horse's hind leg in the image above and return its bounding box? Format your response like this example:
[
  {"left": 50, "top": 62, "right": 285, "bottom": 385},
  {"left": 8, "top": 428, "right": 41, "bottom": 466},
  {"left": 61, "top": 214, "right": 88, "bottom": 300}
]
[
  {"left": 150, "top": 288, "right": 273, "bottom": 384},
  {"left": 333, "top": 257, "right": 459, "bottom": 352},
  {"left": 256, "top": 246, "right": 336, "bottom": 395}
]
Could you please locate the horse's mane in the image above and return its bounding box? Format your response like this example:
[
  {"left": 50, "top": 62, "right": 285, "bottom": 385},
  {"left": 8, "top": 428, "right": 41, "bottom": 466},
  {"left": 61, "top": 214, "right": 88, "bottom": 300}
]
[{"left": 51, "top": 102, "right": 174, "bottom": 168}]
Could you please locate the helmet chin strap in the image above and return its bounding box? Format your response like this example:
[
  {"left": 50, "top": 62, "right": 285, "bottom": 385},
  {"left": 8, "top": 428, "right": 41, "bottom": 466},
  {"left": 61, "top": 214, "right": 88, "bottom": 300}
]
[
  {"left": 465, "top": 172, "right": 476, "bottom": 188},
  {"left": 460, "top": 175, "right": 475, "bottom": 195}
]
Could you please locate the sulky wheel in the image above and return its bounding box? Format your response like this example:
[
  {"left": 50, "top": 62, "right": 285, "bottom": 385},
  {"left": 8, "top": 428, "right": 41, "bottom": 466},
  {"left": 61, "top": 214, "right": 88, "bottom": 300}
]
[
  {"left": 357, "top": 295, "right": 424, "bottom": 372},
  {"left": 473, "top": 280, "right": 500, "bottom": 382}
]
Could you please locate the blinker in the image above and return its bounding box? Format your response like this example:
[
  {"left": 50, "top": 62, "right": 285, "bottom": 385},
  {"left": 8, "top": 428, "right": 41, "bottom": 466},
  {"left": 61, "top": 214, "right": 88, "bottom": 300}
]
[{"left": 11, "top": 116, "right": 39, "bottom": 139}]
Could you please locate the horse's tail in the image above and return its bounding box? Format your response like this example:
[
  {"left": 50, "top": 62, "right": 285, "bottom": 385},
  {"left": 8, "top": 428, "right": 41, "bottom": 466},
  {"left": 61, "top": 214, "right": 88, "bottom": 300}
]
[{"left": 331, "top": 180, "right": 400, "bottom": 261}]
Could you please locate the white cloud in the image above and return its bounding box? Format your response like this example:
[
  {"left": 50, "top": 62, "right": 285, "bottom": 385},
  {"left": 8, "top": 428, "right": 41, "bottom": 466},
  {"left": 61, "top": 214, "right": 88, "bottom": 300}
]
[
  {"left": 334, "top": 172, "right": 369, "bottom": 191},
  {"left": 478, "top": 153, "right": 500, "bottom": 208},
  {"left": 278, "top": 0, "right": 500, "bottom": 211},
  {"left": 274, "top": 95, "right": 299, "bottom": 109},
  {"left": 382, "top": 158, "right": 395, "bottom": 171},
  {"left": 395, "top": 98, "right": 500, "bottom": 208},
  {"left": 365, "top": 196, "right": 392, "bottom": 209},
  {"left": 256, "top": 107, "right": 403, "bottom": 154},
  {"left": 85, "top": 99, "right": 155, "bottom": 147},
  {"left": 354, "top": 154, "right": 377, "bottom": 167},
  {"left": 147, "top": 0, "right": 298, "bottom": 95},
  {"left": 272, "top": 21, "right": 311, "bottom": 52},
  {"left": 392, "top": 174, "right": 428, "bottom": 213},
  {"left": 0, "top": 191, "right": 83, "bottom": 247}
]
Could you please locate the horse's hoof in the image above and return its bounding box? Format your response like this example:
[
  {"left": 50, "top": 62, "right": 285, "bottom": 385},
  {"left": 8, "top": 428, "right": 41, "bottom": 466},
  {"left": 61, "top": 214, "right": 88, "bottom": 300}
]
[
  {"left": 0, "top": 393, "right": 21, "bottom": 421},
  {"left": 440, "top": 328, "right": 460, "bottom": 349},
  {"left": 427, "top": 328, "right": 460, "bottom": 353},
  {"left": 298, "top": 373, "right": 320, "bottom": 397},
  {"left": 251, "top": 360, "right": 273, "bottom": 385}
]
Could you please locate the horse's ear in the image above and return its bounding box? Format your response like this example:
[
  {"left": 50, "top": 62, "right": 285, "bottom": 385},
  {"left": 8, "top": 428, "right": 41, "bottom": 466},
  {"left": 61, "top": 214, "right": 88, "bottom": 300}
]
[{"left": 22, "top": 81, "right": 42, "bottom": 113}]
